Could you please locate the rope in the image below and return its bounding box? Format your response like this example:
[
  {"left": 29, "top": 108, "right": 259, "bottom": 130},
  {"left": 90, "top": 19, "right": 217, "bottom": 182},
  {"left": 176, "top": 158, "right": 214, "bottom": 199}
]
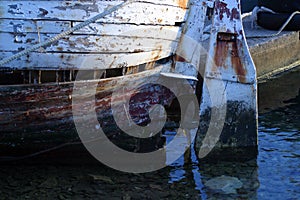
[
  {"left": 0, "top": 137, "right": 103, "bottom": 162},
  {"left": 0, "top": 142, "right": 81, "bottom": 162},
  {"left": 246, "top": 6, "right": 300, "bottom": 38},
  {"left": 0, "top": 0, "right": 133, "bottom": 67},
  {"left": 271, "top": 11, "right": 300, "bottom": 37}
]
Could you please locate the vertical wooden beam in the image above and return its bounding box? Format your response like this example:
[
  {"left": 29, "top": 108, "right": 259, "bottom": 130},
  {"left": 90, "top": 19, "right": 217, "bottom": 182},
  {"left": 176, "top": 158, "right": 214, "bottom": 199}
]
[
  {"left": 69, "top": 70, "right": 73, "bottom": 81},
  {"left": 28, "top": 70, "right": 32, "bottom": 84},
  {"left": 38, "top": 70, "right": 42, "bottom": 84},
  {"left": 174, "top": 0, "right": 210, "bottom": 77},
  {"left": 56, "top": 70, "right": 59, "bottom": 83},
  {"left": 195, "top": 0, "right": 258, "bottom": 161}
]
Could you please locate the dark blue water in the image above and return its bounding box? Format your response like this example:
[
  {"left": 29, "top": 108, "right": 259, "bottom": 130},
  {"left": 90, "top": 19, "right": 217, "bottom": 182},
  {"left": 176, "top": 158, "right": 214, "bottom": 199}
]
[{"left": 258, "top": 107, "right": 300, "bottom": 199}]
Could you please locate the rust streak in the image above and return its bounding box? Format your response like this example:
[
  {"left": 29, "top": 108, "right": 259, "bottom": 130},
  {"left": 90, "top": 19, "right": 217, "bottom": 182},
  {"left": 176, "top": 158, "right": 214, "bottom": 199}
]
[
  {"left": 213, "top": 33, "right": 247, "bottom": 83},
  {"left": 214, "top": 40, "right": 228, "bottom": 69},
  {"left": 231, "top": 41, "right": 247, "bottom": 83},
  {"left": 151, "top": 45, "right": 163, "bottom": 61}
]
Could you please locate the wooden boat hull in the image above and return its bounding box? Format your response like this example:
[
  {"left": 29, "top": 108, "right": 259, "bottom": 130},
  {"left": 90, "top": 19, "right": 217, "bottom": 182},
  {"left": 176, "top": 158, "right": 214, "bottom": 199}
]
[
  {"left": 0, "top": 64, "right": 198, "bottom": 151},
  {"left": 0, "top": 0, "right": 192, "bottom": 152},
  {"left": 0, "top": 0, "right": 260, "bottom": 162},
  {"left": 0, "top": 0, "right": 188, "bottom": 71}
]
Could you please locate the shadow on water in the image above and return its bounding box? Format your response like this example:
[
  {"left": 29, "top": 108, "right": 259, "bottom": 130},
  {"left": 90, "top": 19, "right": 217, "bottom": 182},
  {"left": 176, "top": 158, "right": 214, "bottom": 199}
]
[
  {"left": 0, "top": 129, "right": 260, "bottom": 199},
  {"left": 0, "top": 69, "right": 299, "bottom": 199}
]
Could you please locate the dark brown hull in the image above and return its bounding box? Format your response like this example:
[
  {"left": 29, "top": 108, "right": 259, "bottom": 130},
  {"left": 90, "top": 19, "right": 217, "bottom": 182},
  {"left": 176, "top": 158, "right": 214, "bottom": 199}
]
[{"left": 0, "top": 66, "right": 197, "bottom": 154}]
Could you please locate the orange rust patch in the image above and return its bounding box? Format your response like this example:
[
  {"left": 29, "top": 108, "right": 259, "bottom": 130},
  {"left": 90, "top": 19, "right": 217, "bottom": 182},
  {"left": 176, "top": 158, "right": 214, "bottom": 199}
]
[
  {"left": 214, "top": 40, "right": 228, "bottom": 69},
  {"left": 213, "top": 33, "right": 247, "bottom": 83},
  {"left": 145, "top": 61, "right": 155, "bottom": 70},
  {"left": 177, "top": 0, "right": 188, "bottom": 8},
  {"left": 231, "top": 40, "right": 247, "bottom": 83}
]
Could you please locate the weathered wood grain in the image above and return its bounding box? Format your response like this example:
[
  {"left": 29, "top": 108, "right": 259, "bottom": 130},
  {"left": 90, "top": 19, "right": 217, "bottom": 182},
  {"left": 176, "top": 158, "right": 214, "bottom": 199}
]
[
  {"left": 0, "top": 32, "right": 178, "bottom": 52},
  {"left": 0, "top": 19, "right": 182, "bottom": 40},
  {"left": 0, "top": 63, "right": 173, "bottom": 133},
  {"left": 0, "top": 0, "right": 188, "bottom": 70},
  {"left": 0, "top": 48, "right": 174, "bottom": 70},
  {"left": 0, "top": 1, "right": 187, "bottom": 25},
  {"left": 72, "top": 23, "right": 182, "bottom": 39},
  {"left": 0, "top": 19, "right": 72, "bottom": 34}
]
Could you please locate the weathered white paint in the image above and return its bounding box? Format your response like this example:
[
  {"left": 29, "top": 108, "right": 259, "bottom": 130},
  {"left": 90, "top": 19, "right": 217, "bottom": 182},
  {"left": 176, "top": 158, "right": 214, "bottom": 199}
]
[
  {"left": 174, "top": 0, "right": 211, "bottom": 77},
  {"left": 204, "top": 10, "right": 256, "bottom": 84},
  {"left": 73, "top": 23, "right": 182, "bottom": 39},
  {"left": 196, "top": 0, "right": 258, "bottom": 159},
  {"left": 0, "top": 50, "right": 173, "bottom": 70},
  {"left": 0, "top": 19, "right": 182, "bottom": 39},
  {"left": 160, "top": 72, "right": 198, "bottom": 81},
  {"left": 0, "top": 0, "right": 189, "bottom": 70},
  {"left": 0, "top": 20, "right": 72, "bottom": 34},
  {"left": 0, "top": 1, "right": 187, "bottom": 25},
  {"left": 0, "top": 32, "right": 178, "bottom": 53}
]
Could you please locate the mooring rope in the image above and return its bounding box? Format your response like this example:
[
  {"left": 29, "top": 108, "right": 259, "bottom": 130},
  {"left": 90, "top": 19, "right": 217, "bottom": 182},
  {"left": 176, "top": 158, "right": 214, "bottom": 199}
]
[
  {"left": 0, "top": 0, "right": 133, "bottom": 67},
  {"left": 0, "top": 137, "right": 104, "bottom": 162},
  {"left": 246, "top": 6, "right": 300, "bottom": 38},
  {"left": 272, "top": 11, "right": 300, "bottom": 37}
]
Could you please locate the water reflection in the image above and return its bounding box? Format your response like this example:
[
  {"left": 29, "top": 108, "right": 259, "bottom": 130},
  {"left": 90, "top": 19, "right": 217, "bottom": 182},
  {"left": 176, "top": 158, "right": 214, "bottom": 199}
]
[
  {"left": 2, "top": 102, "right": 299, "bottom": 199},
  {"left": 0, "top": 69, "right": 299, "bottom": 199},
  {"left": 164, "top": 128, "right": 259, "bottom": 199}
]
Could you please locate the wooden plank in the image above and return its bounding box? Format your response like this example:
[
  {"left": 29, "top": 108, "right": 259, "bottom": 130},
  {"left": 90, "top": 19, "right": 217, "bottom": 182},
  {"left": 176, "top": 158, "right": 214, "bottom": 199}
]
[
  {"left": 151, "top": 0, "right": 190, "bottom": 8},
  {"left": 0, "top": 63, "right": 174, "bottom": 133},
  {"left": 0, "top": 50, "right": 174, "bottom": 70},
  {"left": 174, "top": 0, "right": 207, "bottom": 77},
  {"left": 72, "top": 23, "right": 182, "bottom": 39},
  {"left": 0, "top": 19, "right": 182, "bottom": 40},
  {"left": 0, "top": 32, "right": 178, "bottom": 53},
  {"left": 0, "top": 19, "right": 71, "bottom": 34},
  {"left": 0, "top": 1, "right": 187, "bottom": 25}
]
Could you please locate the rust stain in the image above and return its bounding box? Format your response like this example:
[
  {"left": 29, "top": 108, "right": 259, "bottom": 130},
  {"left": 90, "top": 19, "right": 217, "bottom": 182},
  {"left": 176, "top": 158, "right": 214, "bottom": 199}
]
[
  {"left": 214, "top": 33, "right": 247, "bottom": 83},
  {"left": 133, "top": 49, "right": 144, "bottom": 53},
  {"left": 151, "top": 45, "right": 162, "bottom": 61},
  {"left": 145, "top": 61, "right": 155, "bottom": 70},
  {"left": 174, "top": 54, "right": 187, "bottom": 62},
  {"left": 215, "top": 1, "right": 230, "bottom": 20},
  {"left": 214, "top": 41, "right": 228, "bottom": 69},
  {"left": 231, "top": 40, "right": 247, "bottom": 83},
  {"left": 177, "top": 0, "right": 188, "bottom": 9}
]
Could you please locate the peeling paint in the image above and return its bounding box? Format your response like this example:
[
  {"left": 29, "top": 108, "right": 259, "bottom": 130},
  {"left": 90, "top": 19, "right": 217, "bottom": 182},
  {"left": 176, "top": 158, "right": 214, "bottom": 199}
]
[
  {"left": 38, "top": 8, "right": 48, "bottom": 17},
  {"left": 215, "top": 1, "right": 230, "bottom": 20},
  {"left": 214, "top": 32, "right": 246, "bottom": 83},
  {"left": 0, "top": 0, "right": 187, "bottom": 70},
  {"left": 197, "top": 0, "right": 257, "bottom": 159}
]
